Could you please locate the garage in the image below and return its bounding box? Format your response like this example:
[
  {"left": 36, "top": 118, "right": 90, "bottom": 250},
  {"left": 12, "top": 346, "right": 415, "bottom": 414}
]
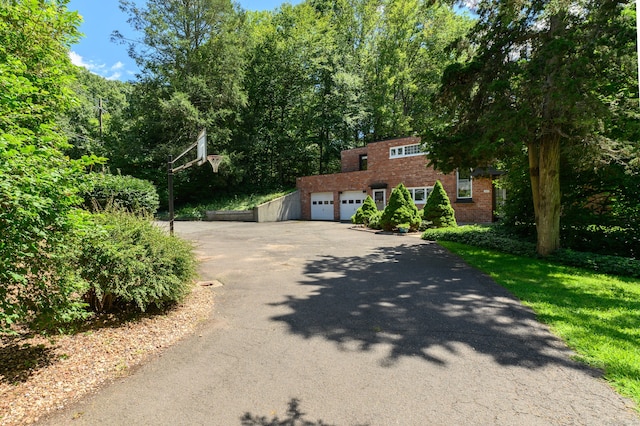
[
  {"left": 310, "top": 192, "right": 334, "bottom": 221},
  {"left": 340, "top": 191, "right": 367, "bottom": 221}
]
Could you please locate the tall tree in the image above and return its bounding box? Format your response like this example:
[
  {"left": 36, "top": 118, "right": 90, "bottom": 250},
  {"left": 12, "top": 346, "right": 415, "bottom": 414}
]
[
  {"left": 113, "top": 0, "right": 246, "bottom": 203},
  {"left": 365, "top": 0, "right": 471, "bottom": 140},
  {"left": 426, "top": 0, "right": 637, "bottom": 255}
]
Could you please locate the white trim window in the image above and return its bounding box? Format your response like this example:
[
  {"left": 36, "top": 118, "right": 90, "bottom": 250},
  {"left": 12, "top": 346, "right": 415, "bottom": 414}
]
[
  {"left": 389, "top": 143, "right": 422, "bottom": 159},
  {"left": 407, "top": 186, "right": 433, "bottom": 205},
  {"left": 457, "top": 169, "right": 472, "bottom": 199}
]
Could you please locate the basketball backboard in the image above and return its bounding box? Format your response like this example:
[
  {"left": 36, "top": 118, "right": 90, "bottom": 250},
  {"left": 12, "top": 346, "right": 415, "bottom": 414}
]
[{"left": 196, "top": 128, "right": 207, "bottom": 165}]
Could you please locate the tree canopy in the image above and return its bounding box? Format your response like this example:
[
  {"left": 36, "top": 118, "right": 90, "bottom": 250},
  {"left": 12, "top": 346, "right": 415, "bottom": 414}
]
[{"left": 425, "top": 0, "right": 638, "bottom": 255}]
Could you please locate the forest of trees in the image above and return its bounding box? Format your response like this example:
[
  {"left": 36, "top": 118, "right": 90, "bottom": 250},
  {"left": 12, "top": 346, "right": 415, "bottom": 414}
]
[{"left": 65, "top": 0, "right": 474, "bottom": 204}]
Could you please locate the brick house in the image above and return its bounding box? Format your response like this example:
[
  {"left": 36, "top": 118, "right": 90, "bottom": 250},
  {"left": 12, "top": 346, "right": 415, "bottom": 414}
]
[{"left": 296, "top": 136, "right": 501, "bottom": 224}]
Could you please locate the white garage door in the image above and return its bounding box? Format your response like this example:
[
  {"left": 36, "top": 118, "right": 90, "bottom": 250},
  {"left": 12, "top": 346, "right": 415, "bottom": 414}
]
[
  {"left": 311, "top": 192, "right": 334, "bottom": 221},
  {"left": 340, "top": 191, "right": 367, "bottom": 221}
]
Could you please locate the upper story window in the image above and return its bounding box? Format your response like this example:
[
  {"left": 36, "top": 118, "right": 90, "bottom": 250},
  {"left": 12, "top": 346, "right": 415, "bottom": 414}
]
[
  {"left": 407, "top": 186, "right": 433, "bottom": 204},
  {"left": 359, "top": 154, "right": 368, "bottom": 171},
  {"left": 389, "top": 143, "right": 422, "bottom": 159},
  {"left": 457, "top": 169, "right": 472, "bottom": 199}
]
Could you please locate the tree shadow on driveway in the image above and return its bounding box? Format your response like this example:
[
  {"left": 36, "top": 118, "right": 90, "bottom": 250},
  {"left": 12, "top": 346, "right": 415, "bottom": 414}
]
[{"left": 270, "top": 241, "right": 586, "bottom": 370}]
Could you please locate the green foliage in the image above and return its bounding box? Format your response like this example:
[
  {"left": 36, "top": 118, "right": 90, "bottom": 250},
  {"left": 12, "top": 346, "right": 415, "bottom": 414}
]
[
  {"left": 367, "top": 210, "right": 383, "bottom": 230},
  {"left": 351, "top": 195, "right": 378, "bottom": 225},
  {"left": 427, "top": 0, "right": 638, "bottom": 255},
  {"left": 78, "top": 211, "right": 197, "bottom": 312},
  {"left": 60, "top": 67, "right": 132, "bottom": 159},
  {"left": 380, "top": 183, "right": 421, "bottom": 231},
  {"left": 107, "top": 1, "right": 471, "bottom": 197},
  {"left": 0, "top": 0, "right": 96, "bottom": 331},
  {"left": 441, "top": 241, "right": 640, "bottom": 408},
  {"left": 561, "top": 225, "right": 639, "bottom": 260},
  {"left": 423, "top": 180, "right": 457, "bottom": 228},
  {"left": 422, "top": 225, "right": 640, "bottom": 278},
  {"left": 82, "top": 173, "right": 160, "bottom": 215},
  {"left": 110, "top": 0, "right": 247, "bottom": 203},
  {"left": 161, "top": 189, "right": 297, "bottom": 220}
]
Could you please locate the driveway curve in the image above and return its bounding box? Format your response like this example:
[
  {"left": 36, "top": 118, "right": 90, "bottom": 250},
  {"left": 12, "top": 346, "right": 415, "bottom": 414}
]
[{"left": 42, "top": 221, "right": 638, "bottom": 425}]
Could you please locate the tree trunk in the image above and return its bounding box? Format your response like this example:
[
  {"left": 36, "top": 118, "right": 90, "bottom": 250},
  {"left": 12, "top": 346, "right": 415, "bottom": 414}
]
[
  {"left": 528, "top": 142, "right": 540, "bottom": 230},
  {"left": 532, "top": 134, "right": 561, "bottom": 256}
]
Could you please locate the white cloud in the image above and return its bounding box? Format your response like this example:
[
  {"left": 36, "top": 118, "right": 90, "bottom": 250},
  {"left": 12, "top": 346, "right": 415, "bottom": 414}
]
[
  {"left": 69, "top": 51, "right": 129, "bottom": 81},
  {"left": 105, "top": 72, "right": 123, "bottom": 81},
  {"left": 69, "top": 51, "right": 95, "bottom": 69}
]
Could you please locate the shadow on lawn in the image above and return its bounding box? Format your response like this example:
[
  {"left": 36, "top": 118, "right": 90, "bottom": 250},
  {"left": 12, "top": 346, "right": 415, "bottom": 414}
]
[{"left": 271, "top": 241, "right": 589, "bottom": 370}]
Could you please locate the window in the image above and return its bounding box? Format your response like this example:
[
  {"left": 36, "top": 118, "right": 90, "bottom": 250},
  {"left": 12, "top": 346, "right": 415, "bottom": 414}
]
[
  {"left": 359, "top": 154, "right": 368, "bottom": 171},
  {"left": 373, "top": 189, "right": 385, "bottom": 210},
  {"left": 389, "top": 143, "right": 422, "bottom": 159},
  {"left": 457, "top": 169, "right": 472, "bottom": 199},
  {"left": 407, "top": 187, "right": 433, "bottom": 204}
]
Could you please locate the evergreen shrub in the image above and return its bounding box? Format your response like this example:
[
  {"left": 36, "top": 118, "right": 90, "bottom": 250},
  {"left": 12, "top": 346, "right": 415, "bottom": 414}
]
[
  {"left": 351, "top": 196, "right": 379, "bottom": 226},
  {"left": 82, "top": 173, "right": 159, "bottom": 215},
  {"left": 380, "top": 183, "right": 421, "bottom": 231},
  {"left": 423, "top": 180, "right": 457, "bottom": 228}
]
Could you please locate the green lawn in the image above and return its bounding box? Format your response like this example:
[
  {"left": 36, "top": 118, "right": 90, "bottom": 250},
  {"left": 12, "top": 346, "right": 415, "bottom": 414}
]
[
  {"left": 439, "top": 241, "right": 640, "bottom": 409},
  {"left": 167, "top": 190, "right": 296, "bottom": 220}
]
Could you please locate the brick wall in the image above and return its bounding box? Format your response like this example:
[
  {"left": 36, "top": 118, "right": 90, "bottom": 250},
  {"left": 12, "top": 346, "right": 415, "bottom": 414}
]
[
  {"left": 341, "top": 146, "right": 368, "bottom": 173},
  {"left": 298, "top": 137, "right": 495, "bottom": 223}
]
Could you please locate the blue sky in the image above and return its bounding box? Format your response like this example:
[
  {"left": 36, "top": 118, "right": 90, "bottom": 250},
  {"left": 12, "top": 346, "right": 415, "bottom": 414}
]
[{"left": 67, "top": 0, "right": 303, "bottom": 81}]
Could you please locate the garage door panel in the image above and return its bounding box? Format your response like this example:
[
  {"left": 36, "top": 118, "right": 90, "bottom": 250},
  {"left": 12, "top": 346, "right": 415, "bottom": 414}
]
[
  {"left": 311, "top": 192, "right": 334, "bottom": 221},
  {"left": 340, "top": 191, "right": 367, "bottom": 221}
]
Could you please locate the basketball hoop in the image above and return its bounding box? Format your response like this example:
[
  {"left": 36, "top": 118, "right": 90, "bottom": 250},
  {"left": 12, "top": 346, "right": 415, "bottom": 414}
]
[{"left": 206, "top": 155, "right": 223, "bottom": 173}]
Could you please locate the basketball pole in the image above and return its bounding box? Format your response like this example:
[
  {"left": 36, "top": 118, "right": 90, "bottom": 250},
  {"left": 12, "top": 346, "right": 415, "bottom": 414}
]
[
  {"left": 167, "top": 129, "right": 218, "bottom": 236},
  {"left": 168, "top": 155, "right": 175, "bottom": 235}
]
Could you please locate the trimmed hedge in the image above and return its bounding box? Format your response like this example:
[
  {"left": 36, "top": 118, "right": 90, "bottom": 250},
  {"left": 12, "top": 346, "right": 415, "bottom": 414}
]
[
  {"left": 422, "top": 226, "right": 640, "bottom": 278},
  {"left": 82, "top": 173, "right": 160, "bottom": 215},
  {"left": 78, "top": 211, "right": 197, "bottom": 312}
]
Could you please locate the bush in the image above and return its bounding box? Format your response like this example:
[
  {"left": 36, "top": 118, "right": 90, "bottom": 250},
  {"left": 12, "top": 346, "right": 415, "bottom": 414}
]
[
  {"left": 82, "top": 173, "right": 159, "bottom": 215},
  {"left": 368, "top": 210, "right": 383, "bottom": 230},
  {"left": 422, "top": 225, "right": 640, "bottom": 278},
  {"left": 78, "top": 211, "right": 197, "bottom": 312},
  {"left": 352, "top": 196, "right": 380, "bottom": 226},
  {"left": 423, "top": 180, "right": 457, "bottom": 228},
  {"left": 561, "top": 225, "right": 639, "bottom": 260},
  {"left": 380, "top": 183, "right": 421, "bottom": 231}
]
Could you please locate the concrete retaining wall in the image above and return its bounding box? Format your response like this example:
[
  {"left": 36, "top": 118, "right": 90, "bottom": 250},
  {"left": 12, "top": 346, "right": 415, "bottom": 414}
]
[
  {"left": 204, "top": 191, "right": 301, "bottom": 223},
  {"left": 205, "top": 210, "right": 255, "bottom": 222},
  {"left": 255, "top": 191, "right": 301, "bottom": 223}
]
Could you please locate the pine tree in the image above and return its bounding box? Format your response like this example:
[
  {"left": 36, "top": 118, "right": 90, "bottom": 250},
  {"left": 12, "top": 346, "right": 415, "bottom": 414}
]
[
  {"left": 423, "top": 180, "right": 457, "bottom": 228},
  {"left": 352, "top": 195, "right": 379, "bottom": 226},
  {"left": 380, "top": 183, "right": 421, "bottom": 231}
]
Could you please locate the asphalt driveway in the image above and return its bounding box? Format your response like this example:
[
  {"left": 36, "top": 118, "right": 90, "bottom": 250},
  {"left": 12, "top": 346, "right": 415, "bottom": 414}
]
[{"left": 43, "top": 221, "right": 638, "bottom": 425}]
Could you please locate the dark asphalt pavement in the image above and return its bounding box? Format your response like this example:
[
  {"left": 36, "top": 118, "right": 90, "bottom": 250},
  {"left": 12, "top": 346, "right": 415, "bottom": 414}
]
[{"left": 42, "top": 221, "right": 639, "bottom": 425}]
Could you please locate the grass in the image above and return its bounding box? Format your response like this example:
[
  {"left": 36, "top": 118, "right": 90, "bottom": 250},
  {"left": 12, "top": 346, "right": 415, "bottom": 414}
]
[
  {"left": 162, "top": 189, "right": 296, "bottom": 220},
  {"left": 439, "top": 240, "right": 640, "bottom": 409}
]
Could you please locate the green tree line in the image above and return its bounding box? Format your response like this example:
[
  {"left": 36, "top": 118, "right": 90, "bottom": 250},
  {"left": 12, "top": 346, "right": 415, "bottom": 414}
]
[{"left": 68, "top": 0, "right": 473, "bottom": 204}]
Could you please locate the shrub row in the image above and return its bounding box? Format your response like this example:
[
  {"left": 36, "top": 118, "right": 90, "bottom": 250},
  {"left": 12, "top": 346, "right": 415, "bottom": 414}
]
[
  {"left": 82, "top": 173, "right": 160, "bottom": 215},
  {"left": 422, "top": 226, "right": 640, "bottom": 278}
]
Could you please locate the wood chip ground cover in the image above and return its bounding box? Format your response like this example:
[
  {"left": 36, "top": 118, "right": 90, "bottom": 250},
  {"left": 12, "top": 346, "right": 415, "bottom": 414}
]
[{"left": 0, "top": 285, "right": 214, "bottom": 425}]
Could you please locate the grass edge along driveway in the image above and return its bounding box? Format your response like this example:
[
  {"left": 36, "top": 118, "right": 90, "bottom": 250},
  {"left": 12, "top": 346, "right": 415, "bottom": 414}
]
[{"left": 439, "top": 241, "right": 640, "bottom": 412}]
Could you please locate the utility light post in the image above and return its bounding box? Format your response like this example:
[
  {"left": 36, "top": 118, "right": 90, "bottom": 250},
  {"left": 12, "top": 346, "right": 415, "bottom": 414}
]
[{"left": 167, "top": 129, "right": 222, "bottom": 236}]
